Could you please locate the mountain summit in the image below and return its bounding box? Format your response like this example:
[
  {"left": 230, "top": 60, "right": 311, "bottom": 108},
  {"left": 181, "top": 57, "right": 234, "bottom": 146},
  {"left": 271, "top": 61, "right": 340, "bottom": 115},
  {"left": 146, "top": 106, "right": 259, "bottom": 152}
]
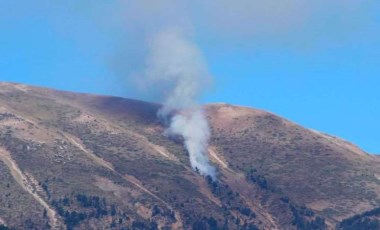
[{"left": 0, "top": 82, "right": 379, "bottom": 230}]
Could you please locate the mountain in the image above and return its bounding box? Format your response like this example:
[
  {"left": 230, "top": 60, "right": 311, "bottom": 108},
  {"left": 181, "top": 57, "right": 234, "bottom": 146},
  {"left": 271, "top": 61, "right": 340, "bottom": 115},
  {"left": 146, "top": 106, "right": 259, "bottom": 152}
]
[{"left": 0, "top": 82, "right": 379, "bottom": 230}]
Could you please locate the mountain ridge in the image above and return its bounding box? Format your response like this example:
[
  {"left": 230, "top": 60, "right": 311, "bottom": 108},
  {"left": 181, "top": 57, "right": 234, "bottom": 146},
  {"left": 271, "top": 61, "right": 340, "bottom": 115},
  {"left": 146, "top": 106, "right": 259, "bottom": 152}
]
[{"left": 0, "top": 82, "right": 379, "bottom": 230}]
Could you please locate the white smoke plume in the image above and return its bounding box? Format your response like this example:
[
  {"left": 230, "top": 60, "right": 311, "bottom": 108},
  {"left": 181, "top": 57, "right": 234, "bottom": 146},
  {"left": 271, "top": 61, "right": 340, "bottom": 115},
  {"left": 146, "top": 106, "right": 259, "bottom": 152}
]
[
  {"left": 168, "top": 109, "right": 216, "bottom": 179},
  {"left": 140, "top": 28, "right": 216, "bottom": 179}
]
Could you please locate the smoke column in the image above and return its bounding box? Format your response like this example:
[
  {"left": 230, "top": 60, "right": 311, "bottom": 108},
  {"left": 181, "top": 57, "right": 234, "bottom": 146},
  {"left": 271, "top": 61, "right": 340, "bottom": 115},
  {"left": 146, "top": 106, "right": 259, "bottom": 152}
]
[
  {"left": 168, "top": 108, "right": 216, "bottom": 179},
  {"left": 140, "top": 28, "right": 216, "bottom": 179}
]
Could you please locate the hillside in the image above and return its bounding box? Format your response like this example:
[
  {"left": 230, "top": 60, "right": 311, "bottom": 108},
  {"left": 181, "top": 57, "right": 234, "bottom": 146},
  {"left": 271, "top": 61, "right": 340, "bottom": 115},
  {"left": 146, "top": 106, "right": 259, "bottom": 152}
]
[{"left": 0, "top": 82, "right": 379, "bottom": 230}]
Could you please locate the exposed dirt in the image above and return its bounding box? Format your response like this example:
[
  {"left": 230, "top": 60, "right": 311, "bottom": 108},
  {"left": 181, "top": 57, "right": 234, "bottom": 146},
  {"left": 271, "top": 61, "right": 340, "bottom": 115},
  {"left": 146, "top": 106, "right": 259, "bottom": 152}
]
[
  {"left": 0, "top": 148, "right": 60, "bottom": 229},
  {"left": 208, "top": 147, "right": 229, "bottom": 170},
  {"left": 149, "top": 143, "right": 179, "bottom": 162},
  {"left": 63, "top": 133, "right": 115, "bottom": 171}
]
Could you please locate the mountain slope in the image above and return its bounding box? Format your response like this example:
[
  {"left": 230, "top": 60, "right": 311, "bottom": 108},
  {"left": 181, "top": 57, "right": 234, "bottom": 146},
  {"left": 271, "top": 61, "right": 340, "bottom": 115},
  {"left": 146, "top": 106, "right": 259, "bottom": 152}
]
[{"left": 0, "top": 82, "right": 379, "bottom": 230}]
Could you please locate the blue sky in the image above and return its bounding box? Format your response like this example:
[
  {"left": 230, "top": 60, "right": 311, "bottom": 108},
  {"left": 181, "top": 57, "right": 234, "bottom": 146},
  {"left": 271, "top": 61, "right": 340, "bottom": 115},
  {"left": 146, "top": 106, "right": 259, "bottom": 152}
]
[{"left": 1, "top": 1, "right": 379, "bottom": 153}]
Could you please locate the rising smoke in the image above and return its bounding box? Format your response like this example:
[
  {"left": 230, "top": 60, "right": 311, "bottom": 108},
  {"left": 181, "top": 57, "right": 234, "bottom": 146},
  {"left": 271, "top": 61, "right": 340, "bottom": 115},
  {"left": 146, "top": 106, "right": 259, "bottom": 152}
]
[
  {"left": 139, "top": 28, "right": 216, "bottom": 179},
  {"left": 115, "top": 1, "right": 218, "bottom": 178}
]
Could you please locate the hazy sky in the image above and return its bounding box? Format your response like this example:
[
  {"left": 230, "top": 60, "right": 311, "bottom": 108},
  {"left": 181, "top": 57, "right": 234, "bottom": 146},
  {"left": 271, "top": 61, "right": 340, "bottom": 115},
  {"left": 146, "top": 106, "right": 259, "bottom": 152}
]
[{"left": 1, "top": 0, "right": 379, "bottom": 153}]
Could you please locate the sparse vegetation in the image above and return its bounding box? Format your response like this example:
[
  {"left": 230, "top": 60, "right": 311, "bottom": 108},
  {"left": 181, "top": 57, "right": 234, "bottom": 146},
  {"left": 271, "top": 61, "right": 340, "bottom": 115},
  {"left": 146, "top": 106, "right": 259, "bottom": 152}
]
[
  {"left": 51, "top": 194, "right": 139, "bottom": 229},
  {"left": 0, "top": 84, "right": 378, "bottom": 229},
  {"left": 338, "top": 207, "right": 380, "bottom": 230},
  {"left": 244, "top": 167, "right": 327, "bottom": 229}
]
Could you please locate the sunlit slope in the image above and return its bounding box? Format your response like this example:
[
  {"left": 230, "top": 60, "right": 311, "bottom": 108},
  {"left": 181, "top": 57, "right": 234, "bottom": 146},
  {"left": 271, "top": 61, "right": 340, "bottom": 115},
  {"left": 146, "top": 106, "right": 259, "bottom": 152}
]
[{"left": 0, "top": 82, "right": 378, "bottom": 230}]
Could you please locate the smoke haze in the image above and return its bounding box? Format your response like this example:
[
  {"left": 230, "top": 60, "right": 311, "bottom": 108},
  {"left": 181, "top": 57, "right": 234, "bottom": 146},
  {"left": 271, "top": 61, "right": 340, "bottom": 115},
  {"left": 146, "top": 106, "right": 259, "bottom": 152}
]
[
  {"left": 139, "top": 29, "right": 211, "bottom": 116},
  {"left": 110, "top": 0, "right": 376, "bottom": 100},
  {"left": 110, "top": 0, "right": 375, "bottom": 178}
]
